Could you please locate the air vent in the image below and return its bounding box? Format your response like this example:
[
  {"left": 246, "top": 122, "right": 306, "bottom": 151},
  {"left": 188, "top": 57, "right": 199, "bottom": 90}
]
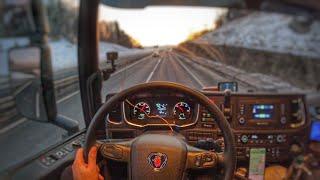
[{"left": 290, "top": 98, "right": 306, "bottom": 128}]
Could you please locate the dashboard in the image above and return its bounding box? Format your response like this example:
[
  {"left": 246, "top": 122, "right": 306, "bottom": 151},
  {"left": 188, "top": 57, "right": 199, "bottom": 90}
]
[{"left": 105, "top": 90, "right": 310, "bottom": 163}]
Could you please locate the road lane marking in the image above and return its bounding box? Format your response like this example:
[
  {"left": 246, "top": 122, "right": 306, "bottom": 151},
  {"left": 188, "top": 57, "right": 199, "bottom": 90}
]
[
  {"left": 145, "top": 58, "right": 162, "bottom": 83},
  {"left": 13, "top": 80, "right": 33, "bottom": 96},
  {"left": 0, "top": 118, "right": 27, "bottom": 134},
  {"left": 110, "top": 55, "right": 152, "bottom": 77},
  {"left": 175, "top": 56, "right": 205, "bottom": 88},
  {"left": 57, "top": 90, "right": 80, "bottom": 104},
  {"left": 36, "top": 91, "right": 40, "bottom": 118}
]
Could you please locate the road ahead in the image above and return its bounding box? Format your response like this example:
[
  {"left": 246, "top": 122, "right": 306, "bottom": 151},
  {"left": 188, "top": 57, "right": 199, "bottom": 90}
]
[
  {"left": 60, "top": 50, "right": 250, "bottom": 127},
  {"left": 102, "top": 51, "right": 245, "bottom": 94},
  {"left": 0, "top": 50, "right": 247, "bottom": 171}
]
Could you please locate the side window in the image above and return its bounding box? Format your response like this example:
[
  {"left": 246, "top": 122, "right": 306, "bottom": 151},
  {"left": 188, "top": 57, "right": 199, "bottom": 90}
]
[{"left": 0, "top": 0, "right": 83, "bottom": 171}]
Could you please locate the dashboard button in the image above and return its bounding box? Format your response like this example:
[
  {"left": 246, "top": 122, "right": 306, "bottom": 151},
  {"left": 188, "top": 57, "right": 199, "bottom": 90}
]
[
  {"left": 101, "top": 145, "right": 123, "bottom": 159},
  {"left": 241, "top": 135, "right": 249, "bottom": 143},
  {"left": 195, "top": 155, "right": 202, "bottom": 167},
  {"left": 51, "top": 149, "right": 68, "bottom": 160},
  {"left": 201, "top": 153, "right": 216, "bottom": 167},
  {"left": 64, "top": 145, "right": 74, "bottom": 152},
  {"left": 71, "top": 140, "right": 82, "bottom": 148},
  {"left": 202, "top": 123, "right": 214, "bottom": 128},
  {"left": 204, "top": 155, "right": 213, "bottom": 162},
  {"left": 202, "top": 118, "right": 214, "bottom": 122},
  {"left": 40, "top": 156, "right": 56, "bottom": 166}
]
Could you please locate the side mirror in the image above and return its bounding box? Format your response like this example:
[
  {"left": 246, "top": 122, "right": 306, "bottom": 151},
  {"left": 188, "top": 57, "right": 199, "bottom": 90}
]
[
  {"left": 4, "top": 0, "right": 80, "bottom": 135},
  {"left": 8, "top": 46, "right": 48, "bottom": 121},
  {"left": 8, "top": 46, "right": 80, "bottom": 134},
  {"left": 9, "top": 47, "right": 40, "bottom": 75},
  {"left": 106, "top": 51, "right": 118, "bottom": 70},
  {"left": 102, "top": 51, "right": 119, "bottom": 80},
  {"left": 107, "top": 51, "right": 119, "bottom": 60}
]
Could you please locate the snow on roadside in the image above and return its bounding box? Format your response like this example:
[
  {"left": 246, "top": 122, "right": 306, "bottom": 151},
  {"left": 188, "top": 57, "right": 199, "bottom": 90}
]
[
  {"left": 1, "top": 38, "right": 150, "bottom": 76},
  {"left": 51, "top": 39, "right": 131, "bottom": 72},
  {"left": 196, "top": 12, "right": 320, "bottom": 59}
]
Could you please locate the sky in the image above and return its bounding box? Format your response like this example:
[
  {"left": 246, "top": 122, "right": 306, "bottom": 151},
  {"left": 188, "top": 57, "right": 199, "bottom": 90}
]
[{"left": 99, "top": 5, "right": 226, "bottom": 46}]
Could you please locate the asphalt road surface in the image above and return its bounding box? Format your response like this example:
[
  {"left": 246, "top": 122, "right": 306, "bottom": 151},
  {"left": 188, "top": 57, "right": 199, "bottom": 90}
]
[{"left": 0, "top": 50, "right": 248, "bottom": 171}]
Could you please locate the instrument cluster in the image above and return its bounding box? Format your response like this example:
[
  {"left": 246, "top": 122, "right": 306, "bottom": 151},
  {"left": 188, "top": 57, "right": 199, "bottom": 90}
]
[
  {"left": 122, "top": 94, "right": 200, "bottom": 128},
  {"left": 131, "top": 101, "right": 192, "bottom": 120}
]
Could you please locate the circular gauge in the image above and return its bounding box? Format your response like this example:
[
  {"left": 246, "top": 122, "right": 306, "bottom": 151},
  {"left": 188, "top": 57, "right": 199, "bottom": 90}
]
[
  {"left": 173, "top": 102, "right": 191, "bottom": 120},
  {"left": 133, "top": 102, "right": 151, "bottom": 120}
]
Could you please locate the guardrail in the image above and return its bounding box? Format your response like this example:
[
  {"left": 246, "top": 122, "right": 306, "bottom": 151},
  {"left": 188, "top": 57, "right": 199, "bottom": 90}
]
[{"left": 54, "top": 50, "right": 152, "bottom": 99}]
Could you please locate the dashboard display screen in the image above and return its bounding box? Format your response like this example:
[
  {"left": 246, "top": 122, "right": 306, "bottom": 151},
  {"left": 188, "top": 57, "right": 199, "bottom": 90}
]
[
  {"left": 310, "top": 121, "right": 320, "bottom": 142},
  {"left": 252, "top": 104, "right": 274, "bottom": 119},
  {"left": 126, "top": 95, "right": 196, "bottom": 126},
  {"left": 218, "top": 82, "right": 238, "bottom": 92},
  {"left": 155, "top": 103, "right": 168, "bottom": 117}
]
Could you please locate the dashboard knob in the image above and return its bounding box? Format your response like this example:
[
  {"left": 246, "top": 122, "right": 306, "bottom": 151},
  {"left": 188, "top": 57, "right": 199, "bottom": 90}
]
[
  {"left": 280, "top": 117, "right": 287, "bottom": 124},
  {"left": 276, "top": 135, "right": 285, "bottom": 143},
  {"left": 238, "top": 117, "right": 246, "bottom": 125},
  {"left": 241, "top": 135, "right": 249, "bottom": 143},
  {"left": 290, "top": 143, "right": 303, "bottom": 155}
]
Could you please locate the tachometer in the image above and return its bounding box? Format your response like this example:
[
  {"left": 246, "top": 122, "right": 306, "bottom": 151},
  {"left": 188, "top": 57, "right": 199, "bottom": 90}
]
[
  {"left": 133, "top": 102, "right": 151, "bottom": 120},
  {"left": 173, "top": 102, "right": 191, "bottom": 120}
]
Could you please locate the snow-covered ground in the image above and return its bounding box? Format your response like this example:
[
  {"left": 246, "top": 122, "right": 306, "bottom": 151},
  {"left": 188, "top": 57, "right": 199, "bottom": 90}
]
[
  {"left": 50, "top": 39, "right": 146, "bottom": 72},
  {"left": 1, "top": 38, "right": 148, "bottom": 75},
  {"left": 196, "top": 12, "right": 320, "bottom": 58}
]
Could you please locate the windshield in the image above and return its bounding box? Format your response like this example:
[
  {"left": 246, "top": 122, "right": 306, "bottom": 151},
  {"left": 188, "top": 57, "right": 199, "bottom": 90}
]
[
  {"left": 0, "top": 0, "right": 319, "bottom": 173},
  {"left": 98, "top": 5, "right": 320, "bottom": 95}
]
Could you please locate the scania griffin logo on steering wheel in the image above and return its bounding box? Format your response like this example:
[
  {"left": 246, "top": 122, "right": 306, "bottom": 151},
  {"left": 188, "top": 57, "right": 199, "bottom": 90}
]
[{"left": 147, "top": 152, "right": 168, "bottom": 171}]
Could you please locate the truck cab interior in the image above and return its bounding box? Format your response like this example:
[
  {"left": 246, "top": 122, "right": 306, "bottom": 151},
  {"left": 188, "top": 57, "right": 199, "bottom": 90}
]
[{"left": 0, "top": 0, "right": 320, "bottom": 180}]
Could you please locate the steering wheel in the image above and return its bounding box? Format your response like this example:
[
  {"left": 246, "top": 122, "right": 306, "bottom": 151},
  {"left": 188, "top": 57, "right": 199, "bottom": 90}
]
[{"left": 84, "top": 82, "right": 236, "bottom": 180}]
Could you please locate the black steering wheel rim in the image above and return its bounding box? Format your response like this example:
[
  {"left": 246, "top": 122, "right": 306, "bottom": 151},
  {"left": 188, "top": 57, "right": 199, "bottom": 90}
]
[{"left": 84, "top": 81, "right": 236, "bottom": 180}]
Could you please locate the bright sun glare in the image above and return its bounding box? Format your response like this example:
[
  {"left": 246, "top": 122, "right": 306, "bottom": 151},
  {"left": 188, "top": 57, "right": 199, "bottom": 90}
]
[{"left": 99, "top": 6, "right": 226, "bottom": 46}]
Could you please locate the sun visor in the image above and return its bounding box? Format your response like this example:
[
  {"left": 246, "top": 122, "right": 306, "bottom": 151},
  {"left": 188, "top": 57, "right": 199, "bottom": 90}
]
[{"left": 100, "top": 0, "right": 243, "bottom": 9}]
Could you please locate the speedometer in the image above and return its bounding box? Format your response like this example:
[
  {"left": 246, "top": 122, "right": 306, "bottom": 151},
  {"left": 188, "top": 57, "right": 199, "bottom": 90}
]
[
  {"left": 133, "top": 102, "right": 151, "bottom": 120},
  {"left": 173, "top": 102, "right": 191, "bottom": 120}
]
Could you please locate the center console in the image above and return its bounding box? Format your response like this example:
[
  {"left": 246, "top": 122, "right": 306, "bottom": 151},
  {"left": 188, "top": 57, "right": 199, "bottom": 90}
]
[{"left": 197, "top": 93, "right": 309, "bottom": 162}]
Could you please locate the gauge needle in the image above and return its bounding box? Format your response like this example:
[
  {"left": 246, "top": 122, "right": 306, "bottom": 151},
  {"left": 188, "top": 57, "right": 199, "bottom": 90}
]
[
  {"left": 141, "top": 104, "right": 146, "bottom": 111},
  {"left": 125, "top": 99, "right": 174, "bottom": 132},
  {"left": 177, "top": 106, "right": 184, "bottom": 112}
]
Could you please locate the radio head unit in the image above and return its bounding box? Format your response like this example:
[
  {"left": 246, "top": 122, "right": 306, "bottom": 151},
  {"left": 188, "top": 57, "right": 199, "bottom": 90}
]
[{"left": 231, "top": 94, "right": 307, "bottom": 130}]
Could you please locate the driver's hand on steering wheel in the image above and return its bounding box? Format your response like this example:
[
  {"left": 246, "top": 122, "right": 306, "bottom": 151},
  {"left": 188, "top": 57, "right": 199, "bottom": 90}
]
[{"left": 72, "top": 146, "right": 104, "bottom": 180}]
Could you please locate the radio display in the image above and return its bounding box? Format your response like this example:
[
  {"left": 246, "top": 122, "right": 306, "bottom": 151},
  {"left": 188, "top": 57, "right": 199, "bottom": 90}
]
[
  {"left": 252, "top": 104, "right": 274, "bottom": 119},
  {"left": 310, "top": 121, "right": 320, "bottom": 142}
]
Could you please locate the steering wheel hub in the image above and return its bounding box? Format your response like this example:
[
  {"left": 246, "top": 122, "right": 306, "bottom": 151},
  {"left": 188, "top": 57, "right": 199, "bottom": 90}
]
[{"left": 131, "top": 133, "right": 187, "bottom": 179}]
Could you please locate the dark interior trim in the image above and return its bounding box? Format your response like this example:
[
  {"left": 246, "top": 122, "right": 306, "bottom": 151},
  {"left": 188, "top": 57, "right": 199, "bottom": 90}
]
[{"left": 78, "top": 0, "right": 101, "bottom": 126}]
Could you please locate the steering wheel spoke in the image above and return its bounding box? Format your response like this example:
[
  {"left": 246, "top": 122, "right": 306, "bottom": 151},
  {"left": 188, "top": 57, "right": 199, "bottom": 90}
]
[
  {"left": 186, "top": 145, "right": 218, "bottom": 170},
  {"left": 99, "top": 140, "right": 132, "bottom": 162}
]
